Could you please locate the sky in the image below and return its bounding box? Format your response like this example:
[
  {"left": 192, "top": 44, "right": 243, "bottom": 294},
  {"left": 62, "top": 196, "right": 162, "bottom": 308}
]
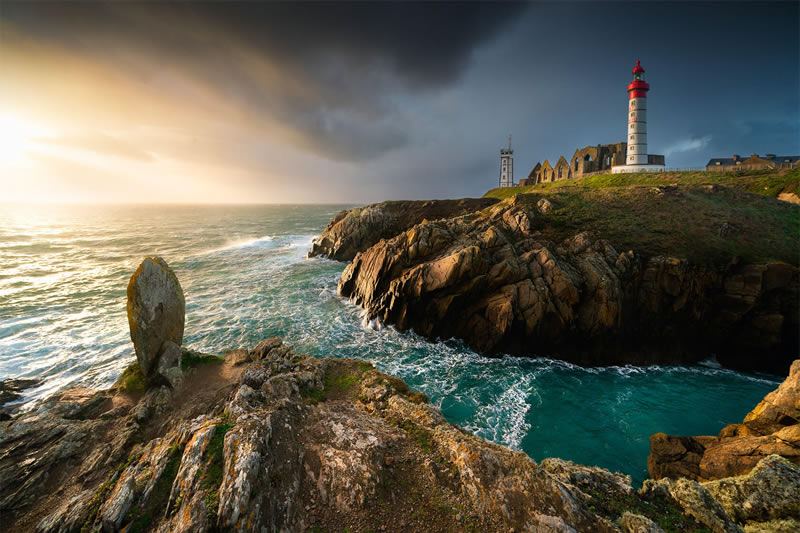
[{"left": 1, "top": 1, "right": 798, "bottom": 204}]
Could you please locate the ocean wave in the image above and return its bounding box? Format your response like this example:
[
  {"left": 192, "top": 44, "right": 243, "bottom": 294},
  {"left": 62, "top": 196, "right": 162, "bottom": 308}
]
[{"left": 202, "top": 235, "right": 274, "bottom": 254}]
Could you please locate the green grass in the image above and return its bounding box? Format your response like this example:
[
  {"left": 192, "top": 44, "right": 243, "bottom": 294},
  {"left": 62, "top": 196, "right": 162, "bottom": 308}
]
[
  {"left": 180, "top": 350, "right": 224, "bottom": 371},
  {"left": 396, "top": 419, "right": 434, "bottom": 454},
  {"left": 200, "top": 419, "right": 234, "bottom": 525},
  {"left": 116, "top": 362, "right": 147, "bottom": 394},
  {"left": 480, "top": 178, "right": 799, "bottom": 266},
  {"left": 301, "top": 359, "right": 376, "bottom": 404},
  {"left": 324, "top": 372, "right": 361, "bottom": 392},
  {"left": 300, "top": 383, "right": 326, "bottom": 404},
  {"left": 484, "top": 168, "right": 799, "bottom": 200}
]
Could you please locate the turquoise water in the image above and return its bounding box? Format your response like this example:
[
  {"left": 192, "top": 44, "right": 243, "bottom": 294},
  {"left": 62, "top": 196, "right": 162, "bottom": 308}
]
[{"left": 0, "top": 204, "right": 781, "bottom": 483}]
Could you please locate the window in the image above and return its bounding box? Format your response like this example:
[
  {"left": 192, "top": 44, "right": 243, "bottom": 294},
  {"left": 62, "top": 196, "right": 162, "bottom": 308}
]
[
  {"left": 736, "top": 161, "right": 741, "bottom": 165},
  {"left": 574, "top": 159, "right": 578, "bottom": 170},
  {"left": 715, "top": 162, "right": 721, "bottom": 165}
]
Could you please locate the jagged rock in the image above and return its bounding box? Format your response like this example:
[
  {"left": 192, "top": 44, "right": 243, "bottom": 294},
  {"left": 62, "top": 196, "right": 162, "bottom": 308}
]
[
  {"left": 227, "top": 348, "right": 252, "bottom": 366},
  {"left": 777, "top": 192, "right": 800, "bottom": 205},
  {"left": 620, "top": 512, "right": 666, "bottom": 533},
  {"left": 641, "top": 478, "right": 743, "bottom": 533},
  {"left": 743, "top": 519, "right": 800, "bottom": 532},
  {"left": 7, "top": 336, "right": 799, "bottom": 533},
  {"left": 334, "top": 195, "right": 798, "bottom": 372},
  {"left": 126, "top": 257, "right": 185, "bottom": 376},
  {"left": 703, "top": 455, "right": 800, "bottom": 524},
  {"left": 250, "top": 336, "right": 282, "bottom": 360},
  {"left": 156, "top": 340, "right": 184, "bottom": 388},
  {"left": 308, "top": 198, "right": 499, "bottom": 261},
  {"left": 743, "top": 359, "right": 800, "bottom": 434},
  {"left": 649, "top": 361, "right": 800, "bottom": 481},
  {"left": 537, "top": 197, "right": 553, "bottom": 214},
  {"left": 6, "top": 254, "right": 798, "bottom": 532},
  {"left": 0, "top": 378, "right": 41, "bottom": 407}
]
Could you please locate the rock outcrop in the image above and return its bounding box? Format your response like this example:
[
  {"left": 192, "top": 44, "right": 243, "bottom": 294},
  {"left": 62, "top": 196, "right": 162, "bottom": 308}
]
[
  {"left": 3, "top": 263, "right": 799, "bottom": 532},
  {"left": 649, "top": 360, "right": 800, "bottom": 482},
  {"left": 336, "top": 195, "right": 798, "bottom": 374},
  {"left": 126, "top": 257, "right": 185, "bottom": 383},
  {"left": 5, "top": 340, "right": 798, "bottom": 532},
  {"left": 0, "top": 378, "right": 41, "bottom": 420},
  {"left": 308, "top": 198, "right": 499, "bottom": 261}
]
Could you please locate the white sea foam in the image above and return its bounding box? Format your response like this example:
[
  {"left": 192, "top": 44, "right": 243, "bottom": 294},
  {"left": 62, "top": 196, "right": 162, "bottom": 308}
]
[{"left": 204, "top": 235, "right": 274, "bottom": 254}]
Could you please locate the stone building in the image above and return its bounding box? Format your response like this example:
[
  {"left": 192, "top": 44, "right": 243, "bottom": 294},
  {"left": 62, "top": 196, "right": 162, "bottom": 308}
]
[
  {"left": 706, "top": 154, "right": 800, "bottom": 171},
  {"left": 516, "top": 60, "right": 667, "bottom": 187},
  {"left": 520, "top": 142, "right": 633, "bottom": 185}
]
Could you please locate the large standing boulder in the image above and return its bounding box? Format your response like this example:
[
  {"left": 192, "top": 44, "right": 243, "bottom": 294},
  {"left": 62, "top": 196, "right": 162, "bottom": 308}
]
[{"left": 126, "top": 257, "right": 185, "bottom": 378}]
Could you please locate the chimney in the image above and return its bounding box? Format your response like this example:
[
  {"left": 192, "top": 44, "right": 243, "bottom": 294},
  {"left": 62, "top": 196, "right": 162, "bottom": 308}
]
[{"left": 732, "top": 154, "right": 740, "bottom": 161}]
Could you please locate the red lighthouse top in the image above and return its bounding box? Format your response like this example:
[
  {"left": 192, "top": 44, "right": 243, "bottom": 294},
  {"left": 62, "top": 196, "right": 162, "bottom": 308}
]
[{"left": 627, "top": 60, "right": 649, "bottom": 99}]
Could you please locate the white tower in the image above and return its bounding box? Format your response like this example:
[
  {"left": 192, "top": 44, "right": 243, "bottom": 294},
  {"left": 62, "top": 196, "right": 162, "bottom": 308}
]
[
  {"left": 613, "top": 60, "right": 665, "bottom": 173},
  {"left": 499, "top": 135, "right": 514, "bottom": 188},
  {"left": 627, "top": 60, "right": 649, "bottom": 165}
]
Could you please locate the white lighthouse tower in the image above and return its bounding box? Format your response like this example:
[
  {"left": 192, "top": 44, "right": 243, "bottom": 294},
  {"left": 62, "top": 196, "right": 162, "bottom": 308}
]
[
  {"left": 613, "top": 60, "right": 665, "bottom": 173},
  {"left": 499, "top": 135, "right": 514, "bottom": 187}
]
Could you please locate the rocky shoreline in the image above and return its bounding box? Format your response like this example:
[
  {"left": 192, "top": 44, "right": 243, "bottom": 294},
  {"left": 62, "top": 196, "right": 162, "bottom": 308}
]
[
  {"left": 313, "top": 191, "right": 799, "bottom": 375},
  {"left": 1, "top": 257, "right": 798, "bottom": 532}
]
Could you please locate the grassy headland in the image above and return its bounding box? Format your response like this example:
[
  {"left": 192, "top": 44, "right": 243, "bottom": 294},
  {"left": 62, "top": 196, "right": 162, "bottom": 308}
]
[
  {"left": 484, "top": 168, "right": 800, "bottom": 200},
  {"left": 482, "top": 169, "right": 799, "bottom": 266}
]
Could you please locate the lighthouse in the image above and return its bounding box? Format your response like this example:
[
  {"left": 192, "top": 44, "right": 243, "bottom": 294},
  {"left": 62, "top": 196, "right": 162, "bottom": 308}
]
[
  {"left": 613, "top": 60, "right": 665, "bottom": 173},
  {"left": 499, "top": 135, "right": 514, "bottom": 187},
  {"left": 627, "top": 60, "right": 649, "bottom": 165}
]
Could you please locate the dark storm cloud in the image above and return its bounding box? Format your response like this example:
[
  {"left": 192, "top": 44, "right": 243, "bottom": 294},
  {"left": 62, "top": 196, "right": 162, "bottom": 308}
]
[{"left": 2, "top": 1, "right": 529, "bottom": 161}]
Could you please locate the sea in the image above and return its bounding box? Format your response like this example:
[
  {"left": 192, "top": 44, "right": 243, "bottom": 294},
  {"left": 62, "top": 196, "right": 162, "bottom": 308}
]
[{"left": 0, "top": 204, "right": 781, "bottom": 484}]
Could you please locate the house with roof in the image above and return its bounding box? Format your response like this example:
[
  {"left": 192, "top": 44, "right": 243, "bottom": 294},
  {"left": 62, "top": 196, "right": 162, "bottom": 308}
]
[{"left": 706, "top": 154, "right": 800, "bottom": 171}]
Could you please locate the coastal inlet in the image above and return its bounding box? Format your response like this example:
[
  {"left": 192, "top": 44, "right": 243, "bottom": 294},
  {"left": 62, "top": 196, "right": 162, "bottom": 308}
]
[{"left": 0, "top": 203, "right": 781, "bottom": 483}]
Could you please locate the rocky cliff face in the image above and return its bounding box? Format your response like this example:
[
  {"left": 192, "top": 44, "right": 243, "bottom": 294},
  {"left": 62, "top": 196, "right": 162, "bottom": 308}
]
[
  {"left": 308, "top": 198, "right": 499, "bottom": 261},
  {"left": 649, "top": 359, "right": 800, "bottom": 482},
  {"left": 334, "top": 195, "right": 798, "bottom": 374},
  {"left": 3, "top": 260, "right": 799, "bottom": 532},
  {"left": 4, "top": 340, "right": 798, "bottom": 533}
]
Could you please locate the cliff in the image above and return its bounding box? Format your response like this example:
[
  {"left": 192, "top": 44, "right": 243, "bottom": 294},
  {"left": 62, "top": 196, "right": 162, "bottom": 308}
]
[
  {"left": 325, "top": 186, "right": 798, "bottom": 374},
  {"left": 308, "top": 198, "right": 499, "bottom": 261},
  {"left": 3, "top": 340, "right": 799, "bottom": 533},
  {"left": 2, "top": 259, "right": 799, "bottom": 532}
]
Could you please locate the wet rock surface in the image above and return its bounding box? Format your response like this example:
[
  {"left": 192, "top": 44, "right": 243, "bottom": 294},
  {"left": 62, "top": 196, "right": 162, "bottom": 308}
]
[
  {"left": 6, "top": 339, "right": 794, "bottom": 532},
  {"left": 649, "top": 360, "right": 800, "bottom": 482},
  {"left": 334, "top": 195, "right": 798, "bottom": 374},
  {"left": 0, "top": 378, "right": 41, "bottom": 420},
  {"left": 308, "top": 198, "right": 499, "bottom": 261}
]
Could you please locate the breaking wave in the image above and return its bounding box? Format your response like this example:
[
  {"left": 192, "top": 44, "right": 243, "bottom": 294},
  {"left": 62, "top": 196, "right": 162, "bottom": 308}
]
[{"left": 0, "top": 203, "right": 780, "bottom": 484}]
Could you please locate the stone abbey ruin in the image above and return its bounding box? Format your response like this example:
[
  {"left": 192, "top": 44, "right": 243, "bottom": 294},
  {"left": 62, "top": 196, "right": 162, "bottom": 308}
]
[{"left": 521, "top": 142, "right": 665, "bottom": 185}]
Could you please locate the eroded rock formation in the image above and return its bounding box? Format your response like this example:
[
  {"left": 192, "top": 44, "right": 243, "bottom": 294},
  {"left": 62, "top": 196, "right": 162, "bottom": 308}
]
[
  {"left": 4, "top": 339, "right": 798, "bottom": 532},
  {"left": 126, "top": 257, "right": 185, "bottom": 385},
  {"left": 649, "top": 360, "right": 800, "bottom": 482},
  {"left": 3, "top": 261, "right": 799, "bottom": 532},
  {"left": 334, "top": 196, "right": 798, "bottom": 374},
  {"left": 308, "top": 198, "right": 499, "bottom": 261}
]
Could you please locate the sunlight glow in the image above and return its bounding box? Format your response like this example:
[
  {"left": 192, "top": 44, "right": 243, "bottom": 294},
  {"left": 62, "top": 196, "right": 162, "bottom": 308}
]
[{"left": 0, "top": 112, "right": 54, "bottom": 164}]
